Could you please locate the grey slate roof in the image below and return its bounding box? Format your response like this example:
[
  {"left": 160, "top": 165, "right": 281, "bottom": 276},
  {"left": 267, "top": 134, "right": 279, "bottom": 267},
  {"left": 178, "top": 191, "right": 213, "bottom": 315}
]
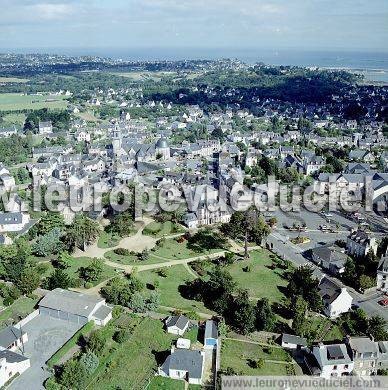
[
  {"left": 165, "top": 315, "right": 190, "bottom": 331},
  {"left": 39, "top": 288, "right": 104, "bottom": 318},
  {"left": 0, "top": 326, "right": 25, "bottom": 349},
  {"left": 0, "top": 349, "right": 29, "bottom": 363},
  {"left": 204, "top": 320, "right": 218, "bottom": 340},
  {"left": 281, "top": 333, "right": 307, "bottom": 347},
  {"left": 0, "top": 212, "right": 23, "bottom": 225},
  {"left": 92, "top": 305, "right": 112, "bottom": 320},
  {"left": 347, "top": 337, "right": 379, "bottom": 356},
  {"left": 318, "top": 277, "right": 342, "bottom": 304},
  {"left": 160, "top": 349, "right": 204, "bottom": 379},
  {"left": 316, "top": 343, "right": 352, "bottom": 366}
]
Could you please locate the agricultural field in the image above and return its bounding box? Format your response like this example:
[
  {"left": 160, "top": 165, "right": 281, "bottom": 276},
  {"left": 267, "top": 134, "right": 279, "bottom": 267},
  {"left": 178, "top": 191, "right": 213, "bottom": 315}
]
[{"left": 0, "top": 93, "right": 68, "bottom": 111}]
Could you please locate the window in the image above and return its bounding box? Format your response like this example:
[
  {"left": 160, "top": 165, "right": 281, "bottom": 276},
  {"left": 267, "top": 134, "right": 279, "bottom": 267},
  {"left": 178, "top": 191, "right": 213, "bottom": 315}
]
[{"left": 333, "top": 365, "right": 337, "bottom": 370}]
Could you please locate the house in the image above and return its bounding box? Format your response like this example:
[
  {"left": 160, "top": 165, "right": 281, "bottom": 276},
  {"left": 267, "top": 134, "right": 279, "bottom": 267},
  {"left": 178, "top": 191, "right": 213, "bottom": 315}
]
[
  {"left": 0, "top": 212, "right": 30, "bottom": 233},
  {"left": 0, "top": 126, "right": 18, "bottom": 138},
  {"left": 348, "top": 150, "right": 374, "bottom": 163},
  {"left": 0, "top": 349, "right": 30, "bottom": 387},
  {"left": 344, "top": 163, "right": 371, "bottom": 175},
  {"left": 38, "top": 121, "right": 53, "bottom": 135},
  {"left": 0, "top": 327, "right": 28, "bottom": 352},
  {"left": 176, "top": 338, "right": 191, "bottom": 349},
  {"left": 345, "top": 336, "right": 379, "bottom": 376},
  {"left": 346, "top": 229, "right": 378, "bottom": 258},
  {"left": 318, "top": 277, "right": 352, "bottom": 318},
  {"left": 165, "top": 315, "right": 190, "bottom": 336},
  {"left": 158, "top": 347, "right": 205, "bottom": 385},
  {"left": 281, "top": 334, "right": 308, "bottom": 350},
  {"left": 307, "top": 343, "right": 354, "bottom": 378},
  {"left": 0, "top": 173, "right": 16, "bottom": 192},
  {"left": 303, "top": 156, "right": 326, "bottom": 176},
  {"left": 377, "top": 254, "right": 388, "bottom": 292},
  {"left": 38, "top": 288, "right": 112, "bottom": 326},
  {"left": 310, "top": 245, "right": 348, "bottom": 275},
  {"left": 204, "top": 320, "right": 218, "bottom": 350}
]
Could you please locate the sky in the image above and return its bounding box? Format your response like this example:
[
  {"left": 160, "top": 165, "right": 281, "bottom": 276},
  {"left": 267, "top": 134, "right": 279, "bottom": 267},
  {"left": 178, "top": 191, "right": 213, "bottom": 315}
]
[{"left": 0, "top": 0, "right": 387, "bottom": 53}]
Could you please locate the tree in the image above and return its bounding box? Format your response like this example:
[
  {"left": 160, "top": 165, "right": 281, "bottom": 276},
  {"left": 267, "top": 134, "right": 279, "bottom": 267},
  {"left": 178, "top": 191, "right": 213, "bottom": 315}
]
[
  {"left": 368, "top": 316, "right": 388, "bottom": 341},
  {"left": 232, "top": 290, "right": 256, "bottom": 334},
  {"left": 17, "top": 268, "right": 40, "bottom": 295},
  {"left": 79, "top": 351, "right": 99, "bottom": 374},
  {"left": 292, "top": 296, "right": 308, "bottom": 336},
  {"left": 187, "top": 228, "right": 228, "bottom": 252},
  {"left": 107, "top": 212, "right": 133, "bottom": 237},
  {"left": 45, "top": 269, "right": 71, "bottom": 290},
  {"left": 1, "top": 239, "right": 31, "bottom": 283},
  {"left": 32, "top": 227, "right": 63, "bottom": 257},
  {"left": 255, "top": 298, "right": 276, "bottom": 331},
  {"left": 37, "top": 212, "right": 65, "bottom": 235},
  {"left": 65, "top": 214, "right": 101, "bottom": 251},
  {"left": 138, "top": 249, "right": 150, "bottom": 262},
  {"left": 59, "top": 359, "right": 87, "bottom": 389},
  {"left": 79, "top": 259, "right": 103, "bottom": 282},
  {"left": 287, "top": 266, "right": 323, "bottom": 312},
  {"left": 359, "top": 274, "right": 375, "bottom": 291},
  {"left": 128, "top": 291, "right": 147, "bottom": 312},
  {"left": 87, "top": 330, "right": 105, "bottom": 355}
]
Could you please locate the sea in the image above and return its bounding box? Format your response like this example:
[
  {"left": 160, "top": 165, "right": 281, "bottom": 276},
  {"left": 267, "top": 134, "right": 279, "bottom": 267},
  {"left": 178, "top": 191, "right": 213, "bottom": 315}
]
[{"left": 6, "top": 47, "right": 388, "bottom": 83}]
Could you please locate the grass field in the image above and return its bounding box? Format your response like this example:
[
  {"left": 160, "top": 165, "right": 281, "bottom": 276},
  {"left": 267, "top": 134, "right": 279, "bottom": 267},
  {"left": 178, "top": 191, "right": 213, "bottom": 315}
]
[
  {"left": 150, "top": 238, "right": 223, "bottom": 261},
  {"left": 221, "top": 339, "right": 293, "bottom": 376},
  {"left": 1, "top": 112, "right": 26, "bottom": 126},
  {"left": 0, "top": 77, "right": 29, "bottom": 83},
  {"left": 0, "top": 93, "right": 68, "bottom": 111},
  {"left": 107, "top": 71, "right": 177, "bottom": 81},
  {"left": 0, "top": 296, "right": 39, "bottom": 329},
  {"left": 92, "top": 317, "right": 176, "bottom": 390},
  {"left": 143, "top": 221, "right": 185, "bottom": 238},
  {"left": 43, "top": 256, "right": 117, "bottom": 287},
  {"left": 138, "top": 265, "right": 214, "bottom": 315},
  {"left": 148, "top": 377, "right": 185, "bottom": 390},
  {"left": 225, "top": 250, "right": 289, "bottom": 303}
]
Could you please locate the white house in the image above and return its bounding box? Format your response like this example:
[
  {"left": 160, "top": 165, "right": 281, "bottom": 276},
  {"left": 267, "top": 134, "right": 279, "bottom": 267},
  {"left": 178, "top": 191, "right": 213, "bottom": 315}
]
[
  {"left": 0, "top": 326, "right": 28, "bottom": 352},
  {"left": 38, "top": 121, "right": 53, "bottom": 135},
  {"left": 0, "top": 212, "right": 31, "bottom": 233},
  {"left": 281, "top": 334, "right": 308, "bottom": 350},
  {"left": 0, "top": 173, "right": 15, "bottom": 192},
  {"left": 0, "top": 350, "right": 30, "bottom": 387},
  {"left": 318, "top": 277, "right": 352, "bottom": 318},
  {"left": 158, "top": 347, "right": 205, "bottom": 385},
  {"left": 165, "top": 315, "right": 190, "bottom": 336},
  {"left": 309, "top": 343, "right": 354, "bottom": 378}
]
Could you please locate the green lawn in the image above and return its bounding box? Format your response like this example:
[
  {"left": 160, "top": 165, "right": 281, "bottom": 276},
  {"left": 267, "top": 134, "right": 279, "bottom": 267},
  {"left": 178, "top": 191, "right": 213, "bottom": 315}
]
[
  {"left": 92, "top": 317, "right": 176, "bottom": 390},
  {"left": 221, "top": 339, "right": 292, "bottom": 376},
  {"left": 0, "top": 296, "right": 39, "bottom": 329},
  {"left": 143, "top": 221, "right": 185, "bottom": 238},
  {"left": 225, "top": 250, "right": 289, "bottom": 303},
  {"left": 304, "top": 314, "right": 344, "bottom": 342},
  {"left": 0, "top": 93, "right": 68, "bottom": 111},
  {"left": 148, "top": 377, "right": 185, "bottom": 390},
  {"left": 150, "top": 238, "right": 223, "bottom": 261},
  {"left": 43, "top": 256, "right": 117, "bottom": 287},
  {"left": 138, "top": 265, "right": 214, "bottom": 315},
  {"left": 1, "top": 112, "right": 26, "bottom": 126},
  {"left": 97, "top": 231, "right": 120, "bottom": 249}
]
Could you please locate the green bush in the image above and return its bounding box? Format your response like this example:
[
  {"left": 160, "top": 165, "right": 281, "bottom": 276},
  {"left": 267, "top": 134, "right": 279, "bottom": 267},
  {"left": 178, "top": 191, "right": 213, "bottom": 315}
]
[{"left": 113, "top": 248, "right": 130, "bottom": 256}]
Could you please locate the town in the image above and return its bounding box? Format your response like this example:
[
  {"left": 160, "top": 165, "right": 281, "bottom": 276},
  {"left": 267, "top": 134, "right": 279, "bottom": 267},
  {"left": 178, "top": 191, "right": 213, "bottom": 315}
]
[{"left": 0, "top": 53, "right": 387, "bottom": 390}]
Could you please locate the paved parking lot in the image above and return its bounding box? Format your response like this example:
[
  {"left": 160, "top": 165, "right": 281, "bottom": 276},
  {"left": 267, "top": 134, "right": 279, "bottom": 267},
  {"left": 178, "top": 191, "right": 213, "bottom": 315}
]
[{"left": 10, "top": 314, "right": 81, "bottom": 390}]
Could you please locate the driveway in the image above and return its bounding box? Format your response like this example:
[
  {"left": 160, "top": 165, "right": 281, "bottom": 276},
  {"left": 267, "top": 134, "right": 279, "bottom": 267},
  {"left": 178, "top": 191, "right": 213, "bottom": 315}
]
[{"left": 10, "top": 315, "right": 81, "bottom": 390}]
